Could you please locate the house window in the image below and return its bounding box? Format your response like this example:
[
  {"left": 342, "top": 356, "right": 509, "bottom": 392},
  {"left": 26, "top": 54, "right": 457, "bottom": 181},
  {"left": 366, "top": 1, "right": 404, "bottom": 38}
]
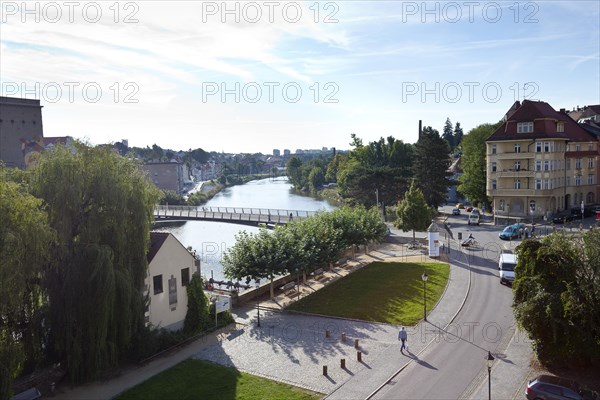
[
  {"left": 567, "top": 176, "right": 571, "bottom": 186},
  {"left": 514, "top": 143, "right": 521, "bottom": 153},
  {"left": 575, "top": 175, "right": 581, "bottom": 186},
  {"left": 491, "top": 144, "right": 497, "bottom": 154},
  {"left": 168, "top": 276, "right": 177, "bottom": 308},
  {"left": 536, "top": 142, "right": 542, "bottom": 153},
  {"left": 517, "top": 122, "right": 533, "bottom": 133},
  {"left": 535, "top": 160, "right": 541, "bottom": 171},
  {"left": 576, "top": 158, "right": 582, "bottom": 169},
  {"left": 557, "top": 122, "right": 564, "bottom": 132},
  {"left": 543, "top": 179, "right": 550, "bottom": 190},
  {"left": 544, "top": 161, "right": 550, "bottom": 171},
  {"left": 491, "top": 162, "right": 497, "bottom": 172},
  {"left": 576, "top": 144, "right": 581, "bottom": 151},
  {"left": 153, "top": 275, "right": 163, "bottom": 294},
  {"left": 544, "top": 142, "right": 550, "bottom": 152},
  {"left": 514, "top": 179, "right": 521, "bottom": 189},
  {"left": 589, "top": 143, "right": 594, "bottom": 151},
  {"left": 589, "top": 174, "right": 595, "bottom": 185},
  {"left": 589, "top": 158, "right": 594, "bottom": 169},
  {"left": 566, "top": 159, "right": 571, "bottom": 170},
  {"left": 514, "top": 161, "right": 521, "bottom": 171},
  {"left": 492, "top": 179, "right": 497, "bottom": 190},
  {"left": 535, "top": 179, "right": 542, "bottom": 190},
  {"left": 181, "top": 268, "right": 190, "bottom": 287},
  {"left": 499, "top": 200, "right": 505, "bottom": 211}
]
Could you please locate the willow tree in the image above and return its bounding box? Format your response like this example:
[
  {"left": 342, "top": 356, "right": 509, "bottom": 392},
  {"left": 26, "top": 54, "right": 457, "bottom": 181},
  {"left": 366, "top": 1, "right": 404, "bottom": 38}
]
[
  {"left": 31, "top": 144, "right": 160, "bottom": 382},
  {"left": 0, "top": 172, "right": 54, "bottom": 399}
]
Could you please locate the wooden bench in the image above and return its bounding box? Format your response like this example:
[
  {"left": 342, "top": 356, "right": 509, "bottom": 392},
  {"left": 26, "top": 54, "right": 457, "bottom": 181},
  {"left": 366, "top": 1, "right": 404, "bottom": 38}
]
[
  {"left": 313, "top": 268, "right": 328, "bottom": 282},
  {"left": 280, "top": 282, "right": 296, "bottom": 296}
]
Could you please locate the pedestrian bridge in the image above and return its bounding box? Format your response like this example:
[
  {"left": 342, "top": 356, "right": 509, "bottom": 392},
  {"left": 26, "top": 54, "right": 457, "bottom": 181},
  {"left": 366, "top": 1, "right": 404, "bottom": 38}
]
[{"left": 154, "top": 205, "right": 319, "bottom": 227}]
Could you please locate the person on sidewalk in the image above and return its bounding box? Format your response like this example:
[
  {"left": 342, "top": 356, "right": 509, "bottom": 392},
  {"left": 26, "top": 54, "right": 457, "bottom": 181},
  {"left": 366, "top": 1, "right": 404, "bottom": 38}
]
[{"left": 398, "top": 327, "right": 408, "bottom": 353}]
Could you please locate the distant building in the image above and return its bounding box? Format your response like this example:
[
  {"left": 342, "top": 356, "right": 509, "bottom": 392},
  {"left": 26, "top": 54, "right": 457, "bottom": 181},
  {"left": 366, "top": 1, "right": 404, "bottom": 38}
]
[
  {"left": 486, "top": 100, "right": 599, "bottom": 224},
  {"left": 145, "top": 232, "right": 200, "bottom": 331},
  {"left": 273, "top": 149, "right": 281, "bottom": 156},
  {"left": 283, "top": 149, "right": 291, "bottom": 156},
  {"left": 0, "top": 96, "right": 44, "bottom": 168},
  {"left": 141, "top": 161, "right": 185, "bottom": 193}
]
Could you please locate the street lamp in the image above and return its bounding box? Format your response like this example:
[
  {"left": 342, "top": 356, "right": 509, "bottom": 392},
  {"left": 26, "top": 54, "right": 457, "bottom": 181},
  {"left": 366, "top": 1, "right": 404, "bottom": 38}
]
[
  {"left": 255, "top": 279, "right": 261, "bottom": 328},
  {"left": 421, "top": 272, "right": 428, "bottom": 321},
  {"left": 486, "top": 351, "right": 495, "bottom": 400}
]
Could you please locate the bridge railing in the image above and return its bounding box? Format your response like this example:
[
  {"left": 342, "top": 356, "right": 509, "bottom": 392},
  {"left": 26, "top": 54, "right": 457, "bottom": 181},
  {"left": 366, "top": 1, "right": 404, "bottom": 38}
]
[{"left": 153, "top": 205, "right": 321, "bottom": 223}]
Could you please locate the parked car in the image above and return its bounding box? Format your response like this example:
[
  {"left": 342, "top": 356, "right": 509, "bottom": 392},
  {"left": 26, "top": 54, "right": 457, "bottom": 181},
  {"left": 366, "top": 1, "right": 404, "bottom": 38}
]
[
  {"left": 498, "top": 253, "right": 517, "bottom": 285},
  {"left": 452, "top": 208, "right": 461, "bottom": 215},
  {"left": 526, "top": 374, "right": 597, "bottom": 400},
  {"left": 552, "top": 214, "right": 576, "bottom": 224},
  {"left": 466, "top": 206, "right": 473, "bottom": 212},
  {"left": 456, "top": 203, "right": 465, "bottom": 209},
  {"left": 499, "top": 223, "right": 525, "bottom": 240},
  {"left": 471, "top": 208, "right": 480, "bottom": 215}
]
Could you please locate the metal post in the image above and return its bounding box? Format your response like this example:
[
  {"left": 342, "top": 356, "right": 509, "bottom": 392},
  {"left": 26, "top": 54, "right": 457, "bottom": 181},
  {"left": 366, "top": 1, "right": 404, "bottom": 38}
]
[
  {"left": 488, "top": 365, "right": 491, "bottom": 400},
  {"left": 423, "top": 279, "right": 427, "bottom": 321}
]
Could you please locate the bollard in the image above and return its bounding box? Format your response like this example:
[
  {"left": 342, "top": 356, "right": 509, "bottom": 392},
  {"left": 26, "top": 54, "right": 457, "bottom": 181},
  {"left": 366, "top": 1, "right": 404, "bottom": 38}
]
[
  {"left": 341, "top": 332, "right": 346, "bottom": 342},
  {"left": 354, "top": 339, "right": 359, "bottom": 349},
  {"left": 323, "top": 365, "right": 328, "bottom": 376},
  {"left": 341, "top": 358, "right": 346, "bottom": 369},
  {"left": 357, "top": 351, "right": 362, "bottom": 362},
  {"left": 325, "top": 329, "right": 330, "bottom": 338}
]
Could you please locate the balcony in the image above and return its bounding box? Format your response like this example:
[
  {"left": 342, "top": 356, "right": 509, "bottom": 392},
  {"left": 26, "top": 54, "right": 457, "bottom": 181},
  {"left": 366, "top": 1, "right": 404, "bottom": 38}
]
[
  {"left": 491, "top": 152, "right": 536, "bottom": 160},
  {"left": 488, "top": 188, "right": 540, "bottom": 196},
  {"left": 496, "top": 169, "right": 535, "bottom": 178}
]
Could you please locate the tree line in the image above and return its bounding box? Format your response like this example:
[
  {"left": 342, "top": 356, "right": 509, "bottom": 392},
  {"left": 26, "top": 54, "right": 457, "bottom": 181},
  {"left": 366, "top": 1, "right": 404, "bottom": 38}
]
[
  {"left": 222, "top": 207, "right": 389, "bottom": 297},
  {"left": 286, "top": 123, "right": 457, "bottom": 210}
]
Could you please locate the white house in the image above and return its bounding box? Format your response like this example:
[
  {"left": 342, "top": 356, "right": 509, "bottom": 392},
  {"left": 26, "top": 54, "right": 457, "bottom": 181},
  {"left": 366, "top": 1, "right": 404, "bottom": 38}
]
[{"left": 145, "top": 232, "right": 200, "bottom": 331}]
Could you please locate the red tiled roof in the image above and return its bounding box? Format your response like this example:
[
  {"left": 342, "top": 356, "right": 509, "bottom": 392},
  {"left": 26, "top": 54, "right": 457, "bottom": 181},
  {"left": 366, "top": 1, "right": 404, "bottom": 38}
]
[
  {"left": 487, "top": 100, "right": 595, "bottom": 142},
  {"left": 147, "top": 232, "right": 170, "bottom": 263}
]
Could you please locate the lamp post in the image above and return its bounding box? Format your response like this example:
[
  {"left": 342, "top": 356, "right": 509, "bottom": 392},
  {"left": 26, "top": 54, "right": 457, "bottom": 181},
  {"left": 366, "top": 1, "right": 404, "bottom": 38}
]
[
  {"left": 486, "top": 350, "right": 495, "bottom": 400},
  {"left": 507, "top": 204, "right": 510, "bottom": 226},
  {"left": 295, "top": 268, "right": 300, "bottom": 301},
  {"left": 421, "top": 272, "right": 428, "bottom": 321},
  {"left": 255, "top": 279, "right": 261, "bottom": 328}
]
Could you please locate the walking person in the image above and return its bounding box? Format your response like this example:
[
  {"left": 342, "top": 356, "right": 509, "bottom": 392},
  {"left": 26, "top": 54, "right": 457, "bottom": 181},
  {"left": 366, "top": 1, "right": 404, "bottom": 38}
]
[{"left": 398, "top": 327, "right": 408, "bottom": 353}]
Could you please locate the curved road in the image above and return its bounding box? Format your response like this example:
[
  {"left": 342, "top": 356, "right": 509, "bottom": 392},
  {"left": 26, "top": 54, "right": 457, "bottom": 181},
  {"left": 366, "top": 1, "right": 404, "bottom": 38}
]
[{"left": 374, "top": 213, "right": 517, "bottom": 399}]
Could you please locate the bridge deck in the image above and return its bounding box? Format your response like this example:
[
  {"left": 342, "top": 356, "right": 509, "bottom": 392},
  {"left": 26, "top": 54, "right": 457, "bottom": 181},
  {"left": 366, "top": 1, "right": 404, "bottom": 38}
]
[{"left": 154, "top": 205, "right": 319, "bottom": 225}]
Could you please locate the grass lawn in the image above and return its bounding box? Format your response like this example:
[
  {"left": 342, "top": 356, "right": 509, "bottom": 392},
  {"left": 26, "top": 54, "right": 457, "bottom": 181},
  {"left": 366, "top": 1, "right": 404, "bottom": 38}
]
[
  {"left": 116, "top": 359, "right": 320, "bottom": 400},
  {"left": 287, "top": 262, "right": 449, "bottom": 326}
]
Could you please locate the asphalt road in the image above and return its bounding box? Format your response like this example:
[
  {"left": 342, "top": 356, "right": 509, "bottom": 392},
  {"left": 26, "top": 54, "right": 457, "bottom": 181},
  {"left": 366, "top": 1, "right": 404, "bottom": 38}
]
[{"left": 373, "top": 213, "right": 517, "bottom": 399}]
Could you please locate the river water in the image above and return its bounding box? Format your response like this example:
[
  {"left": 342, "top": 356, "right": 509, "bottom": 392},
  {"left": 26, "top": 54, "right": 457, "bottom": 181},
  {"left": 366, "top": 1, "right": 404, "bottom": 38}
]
[{"left": 155, "top": 177, "right": 335, "bottom": 283}]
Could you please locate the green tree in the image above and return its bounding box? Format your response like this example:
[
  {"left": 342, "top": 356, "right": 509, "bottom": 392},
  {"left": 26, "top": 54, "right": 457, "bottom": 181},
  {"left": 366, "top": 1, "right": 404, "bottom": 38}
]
[
  {"left": 442, "top": 118, "right": 454, "bottom": 149},
  {"left": 32, "top": 144, "right": 161, "bottom": 382},
  {"left": 184, "top": 275, "right": 211, "bottom": 333},
  {"left": 413, "top": 127, "right": 451, "bottom": 207},
  {"left": 457, "top": 123, "right": 499, "bottom": 208},
  {"left": 159, "top": 190, "right": 186, "bottom": 205},
  {"left": 0, "top": 173, "right": 54, "bottom": 399},
  {"left": 308, "top": 166, "right": 325, "bottom": 192},
  {"left": 513, "top": 231, "right": 600, "bottom": 365},
  {"left": 286, "top": 157, "right": 303, "bottom": 189},
  {"left": 453, "top": 122, "right": 464, "bottom": 148},
  {"left": 395, "top": 181, "right": 435, "bottom": 242}
]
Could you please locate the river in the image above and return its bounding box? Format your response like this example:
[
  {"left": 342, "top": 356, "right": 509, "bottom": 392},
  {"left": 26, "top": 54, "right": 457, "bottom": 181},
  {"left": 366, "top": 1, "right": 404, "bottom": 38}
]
[{"left": 155, "top": 177, "right": 336, "bottom": 283}]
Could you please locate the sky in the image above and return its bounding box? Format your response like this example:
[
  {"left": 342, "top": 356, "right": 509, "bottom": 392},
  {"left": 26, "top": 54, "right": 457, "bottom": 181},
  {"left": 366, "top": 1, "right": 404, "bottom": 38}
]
[{"left": 1, "top": 1, "right": 599, "bottom": 154}]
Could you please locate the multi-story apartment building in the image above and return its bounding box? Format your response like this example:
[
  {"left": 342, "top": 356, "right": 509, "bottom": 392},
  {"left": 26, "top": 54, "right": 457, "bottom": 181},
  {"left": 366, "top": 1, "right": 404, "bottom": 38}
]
[
  {"left": 0, "top": 96, "right": 44, "bottom": 168},
  {"left": 141, "top": 161, "right": 186, "bottom": 193},
  {"left": 486, "top": 100, "right": 599, "bottom": 224}
]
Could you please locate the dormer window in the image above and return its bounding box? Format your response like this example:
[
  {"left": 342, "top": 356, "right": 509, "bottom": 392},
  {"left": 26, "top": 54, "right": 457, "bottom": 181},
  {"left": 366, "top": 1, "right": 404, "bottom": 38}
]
[
  {"left": 557, "top": 121, "right": 564, "bottom": 132},
  {"left": 517, "top": 122, "right": 534, "bottom": 133}
]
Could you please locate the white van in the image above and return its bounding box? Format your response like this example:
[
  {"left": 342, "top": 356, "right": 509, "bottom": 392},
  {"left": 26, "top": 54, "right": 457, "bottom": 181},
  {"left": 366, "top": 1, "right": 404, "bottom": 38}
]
[
  {"left": 468, "top": 212, "right": 481, "bottom": 225},
  {"left": 498, "top": 253, "right": 517, "bottom": 285}
]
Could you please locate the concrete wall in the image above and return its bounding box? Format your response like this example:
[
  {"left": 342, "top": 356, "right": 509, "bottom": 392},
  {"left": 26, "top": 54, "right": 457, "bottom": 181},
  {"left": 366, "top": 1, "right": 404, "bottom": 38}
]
[{"left": 146, "top": 234, "right": 197, "bottom": 331}]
